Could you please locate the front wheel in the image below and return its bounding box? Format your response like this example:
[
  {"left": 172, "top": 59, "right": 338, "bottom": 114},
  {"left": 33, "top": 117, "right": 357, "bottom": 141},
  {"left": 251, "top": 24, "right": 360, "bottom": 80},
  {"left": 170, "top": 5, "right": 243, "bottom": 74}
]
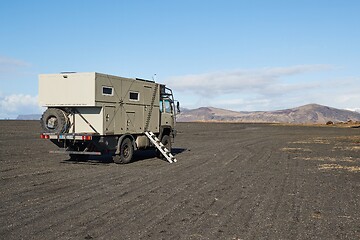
[
  {"left": 113, "top": 138, "right": 134, "bottom": 164},
  {"left": 156, "top": 134, "right": 172, "bottom": 158}
]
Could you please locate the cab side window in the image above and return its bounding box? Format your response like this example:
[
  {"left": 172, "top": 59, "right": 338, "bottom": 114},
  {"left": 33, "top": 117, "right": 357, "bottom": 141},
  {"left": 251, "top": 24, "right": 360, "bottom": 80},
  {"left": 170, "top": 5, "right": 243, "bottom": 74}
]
[{"left": 164, "top": 100, "right": 172, "bottom": 113}]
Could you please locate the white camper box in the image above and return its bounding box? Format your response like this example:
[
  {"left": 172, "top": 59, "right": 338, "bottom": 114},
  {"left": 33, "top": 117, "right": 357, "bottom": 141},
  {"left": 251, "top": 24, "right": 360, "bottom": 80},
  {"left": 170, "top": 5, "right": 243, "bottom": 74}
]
[{"left": 39, "top": 72, "right": 160, "bottom": 135}]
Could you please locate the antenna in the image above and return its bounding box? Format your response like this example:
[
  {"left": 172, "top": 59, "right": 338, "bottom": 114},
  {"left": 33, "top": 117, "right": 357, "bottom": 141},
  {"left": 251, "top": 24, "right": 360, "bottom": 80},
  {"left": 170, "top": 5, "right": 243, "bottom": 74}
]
[{"left": 152, "top": 74, "right": 157, "bottom": 82}]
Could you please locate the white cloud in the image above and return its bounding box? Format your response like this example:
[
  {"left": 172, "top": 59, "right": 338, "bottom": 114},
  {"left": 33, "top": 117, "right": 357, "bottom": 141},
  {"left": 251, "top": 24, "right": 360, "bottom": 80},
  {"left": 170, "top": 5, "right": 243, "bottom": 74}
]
[
  {"left": 0, "top": 56, "right": 30, "bottom": 66},
  {"left": 0, "top": 94, "right": 43, "bottom": 119},
  {"left": 0, "top": 56, "right": 31, "bottom": 74},
  {"left": 166, "top": 65, "right": 360, "bottom": 111},
  {"left": 347, "top": 108, "right": 360, "bottom": 113},
  {"left": 209, "top": 97, "right": 273, "bottom": 112},
  {"left": 167, "top": 64, "right": 333, "bottom": 96}
]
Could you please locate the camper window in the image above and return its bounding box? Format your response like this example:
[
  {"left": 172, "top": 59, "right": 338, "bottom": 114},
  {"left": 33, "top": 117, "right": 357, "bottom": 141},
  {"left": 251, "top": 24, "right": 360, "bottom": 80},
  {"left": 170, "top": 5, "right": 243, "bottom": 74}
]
[
  {"left": 129, "top": 92, "right": 139, "bottom": 101},
  {"left": 102, "top": 86, "right": 113, "bottom": 96}
]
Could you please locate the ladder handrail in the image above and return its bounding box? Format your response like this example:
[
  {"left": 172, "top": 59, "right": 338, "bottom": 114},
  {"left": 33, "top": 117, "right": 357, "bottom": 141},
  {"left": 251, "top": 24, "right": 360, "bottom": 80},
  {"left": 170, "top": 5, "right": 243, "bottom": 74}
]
[{"left": 144, "top": 84, "right": 158, "bottom": 131}]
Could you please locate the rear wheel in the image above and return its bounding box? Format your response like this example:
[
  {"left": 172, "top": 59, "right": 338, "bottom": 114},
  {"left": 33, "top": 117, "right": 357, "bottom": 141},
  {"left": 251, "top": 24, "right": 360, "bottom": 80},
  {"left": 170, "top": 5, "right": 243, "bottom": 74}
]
[{"left": 113, "top": 138, "right": 134, "bottom": 164}]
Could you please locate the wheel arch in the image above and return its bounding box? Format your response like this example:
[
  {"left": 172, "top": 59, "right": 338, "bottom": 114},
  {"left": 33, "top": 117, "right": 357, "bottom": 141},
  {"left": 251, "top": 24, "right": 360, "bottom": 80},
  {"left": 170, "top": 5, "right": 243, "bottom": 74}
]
[
  {"left": 159, "top": 126, "right": 172, "bottom": 140},
  {"left": 115, "top": 134, "right": 136, "bottom": 155}
]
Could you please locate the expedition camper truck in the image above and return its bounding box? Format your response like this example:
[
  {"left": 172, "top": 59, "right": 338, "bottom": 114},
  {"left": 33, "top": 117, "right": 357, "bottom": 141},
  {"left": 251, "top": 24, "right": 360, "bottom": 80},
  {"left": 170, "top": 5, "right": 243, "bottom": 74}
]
[{"left": 39, "top": 72, "right": 179, "bottom": 163}]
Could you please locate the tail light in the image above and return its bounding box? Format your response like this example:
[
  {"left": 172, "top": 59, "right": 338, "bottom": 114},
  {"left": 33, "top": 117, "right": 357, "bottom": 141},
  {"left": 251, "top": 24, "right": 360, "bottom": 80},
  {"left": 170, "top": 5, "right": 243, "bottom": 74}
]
[
  {"left": 82, "top": 135, "right": 92, "bottom": 141},
  {"left": 40, "top": 134, "right": 50, "bottom": 139}
]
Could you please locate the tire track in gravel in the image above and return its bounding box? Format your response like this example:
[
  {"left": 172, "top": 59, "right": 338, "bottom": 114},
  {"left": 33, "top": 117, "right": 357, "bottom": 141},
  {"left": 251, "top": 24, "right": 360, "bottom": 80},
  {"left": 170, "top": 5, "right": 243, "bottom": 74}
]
[
  {"left": 1, "top": 168, "right": 163, "bottom": 237},
  {"left": 3, "top": 143, "right": 242, "bottom": 239},
  {"left": 105, "top": 131, "right": 291, "bottom": 239},
  {"left": 188, "top": 133, "right": 302, "bottom": 239},
  {"left": 188, "top": 139, "right": 278, "bottom": 239},
  {"left": 64, "top": 127, "right": 268, "bottom": 238},
  {"left": 131, "top": 137, "right": 279, "bottom": 239}
]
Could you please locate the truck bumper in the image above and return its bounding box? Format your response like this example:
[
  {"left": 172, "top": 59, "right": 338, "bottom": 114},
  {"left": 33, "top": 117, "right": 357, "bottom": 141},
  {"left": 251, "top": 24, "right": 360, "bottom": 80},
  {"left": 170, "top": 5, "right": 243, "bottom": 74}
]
[{"left": 50, "top": 150, "right": 102, "bottom": 155}]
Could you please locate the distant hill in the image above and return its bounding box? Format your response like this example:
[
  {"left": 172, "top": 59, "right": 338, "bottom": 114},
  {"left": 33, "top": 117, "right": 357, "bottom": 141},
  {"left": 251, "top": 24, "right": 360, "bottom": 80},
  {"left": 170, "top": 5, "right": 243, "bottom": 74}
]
[
  {"left": 177, "top": 104, "right": 360, "bottom": 124},
  {"left": 16, "top": 114, "right": 41, "bottom": 120}
]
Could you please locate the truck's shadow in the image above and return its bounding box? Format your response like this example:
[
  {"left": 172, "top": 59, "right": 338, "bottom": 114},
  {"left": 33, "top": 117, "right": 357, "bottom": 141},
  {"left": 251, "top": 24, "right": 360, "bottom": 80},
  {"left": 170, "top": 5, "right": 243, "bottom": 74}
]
[
  {"left": 61, "top": 148, "right": 187, "bottom": 165},
  {"left": 133, "top": 148, "right": 187, "bottom": 162},
  {"left": 172, "top": 147, "right": 187, "bottom": 155}
]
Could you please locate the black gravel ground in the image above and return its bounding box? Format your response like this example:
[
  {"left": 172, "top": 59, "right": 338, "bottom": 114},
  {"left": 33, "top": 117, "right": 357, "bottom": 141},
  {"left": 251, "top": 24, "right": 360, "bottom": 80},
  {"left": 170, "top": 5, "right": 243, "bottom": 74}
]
[{"left": 1, "top": 121, "right": 359, "bottom": 239}]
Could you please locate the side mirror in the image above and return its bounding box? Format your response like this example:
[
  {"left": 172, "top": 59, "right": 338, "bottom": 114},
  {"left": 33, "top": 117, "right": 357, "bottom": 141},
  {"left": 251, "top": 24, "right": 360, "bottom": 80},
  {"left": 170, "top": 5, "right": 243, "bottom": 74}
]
[{"left": 176, "top": 101, "right": 181, "bottom": 114}]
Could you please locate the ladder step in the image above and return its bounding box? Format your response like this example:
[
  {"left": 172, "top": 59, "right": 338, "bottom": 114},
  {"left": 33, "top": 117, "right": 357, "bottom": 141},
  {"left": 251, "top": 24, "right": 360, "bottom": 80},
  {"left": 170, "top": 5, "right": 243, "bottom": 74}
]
[{"left": 144, "top": 131, "right": 177, "bottom": 163}]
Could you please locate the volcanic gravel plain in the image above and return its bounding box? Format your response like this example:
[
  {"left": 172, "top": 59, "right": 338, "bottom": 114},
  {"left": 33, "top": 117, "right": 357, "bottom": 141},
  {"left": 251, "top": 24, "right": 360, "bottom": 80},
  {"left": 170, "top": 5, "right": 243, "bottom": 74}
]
[{"left": 1, "top": 120, "right": 359, "bottom": 239}]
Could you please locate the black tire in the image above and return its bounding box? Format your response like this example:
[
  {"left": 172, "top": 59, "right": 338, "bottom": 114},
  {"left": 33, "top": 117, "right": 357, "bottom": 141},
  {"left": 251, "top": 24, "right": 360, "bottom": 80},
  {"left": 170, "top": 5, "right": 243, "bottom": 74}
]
[
  {"left": 40, "top": 108, "right": 69, "bottom": 133},
  {"left": 113, "top": 138, "right": 134, "bottom": 164},
  {"left": 156, "top": 134, "right": 172, "bottom": 158}
]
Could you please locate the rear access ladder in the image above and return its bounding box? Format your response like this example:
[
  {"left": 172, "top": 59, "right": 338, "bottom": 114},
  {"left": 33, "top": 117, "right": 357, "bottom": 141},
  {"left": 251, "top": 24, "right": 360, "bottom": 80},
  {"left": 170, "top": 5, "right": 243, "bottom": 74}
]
[{"left": 145, "top": 131, "right": 177, "bottom": 163}]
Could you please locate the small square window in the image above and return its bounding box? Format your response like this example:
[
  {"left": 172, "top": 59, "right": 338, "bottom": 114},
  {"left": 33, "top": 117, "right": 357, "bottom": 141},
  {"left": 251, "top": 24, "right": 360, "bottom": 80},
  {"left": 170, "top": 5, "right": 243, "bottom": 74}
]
[
  {"left": 102, "top": 86, "right": 113, "bottom": 96},
  {"left": 129, "top": 92, "right": 139, "bottom": 101}
]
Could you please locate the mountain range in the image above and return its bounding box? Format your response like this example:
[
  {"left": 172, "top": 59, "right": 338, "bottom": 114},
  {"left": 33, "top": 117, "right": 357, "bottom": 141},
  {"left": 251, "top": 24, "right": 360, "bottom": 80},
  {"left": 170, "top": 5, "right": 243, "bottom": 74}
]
[
  {"left": 177, "top": 104, "right": 360, "bottom": 124},
  {"left": 16, "top": 114, "right": 41, "bottom": 120},
  {"left": 13, "top": 104, "right": 360, "bottom": 124}
]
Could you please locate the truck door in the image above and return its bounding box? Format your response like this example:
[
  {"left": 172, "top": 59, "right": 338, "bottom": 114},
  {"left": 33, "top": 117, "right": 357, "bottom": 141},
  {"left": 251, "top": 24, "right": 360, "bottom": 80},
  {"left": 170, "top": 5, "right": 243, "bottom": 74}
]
[
  {"left": 126, "top": 111, "right": 136, "bottom": 132},
  {"left": 104, "top": 106, "right": 115, "bottom": 134},
  {"left": 161, "top": 99, "right": 174, "bottom": 127}
]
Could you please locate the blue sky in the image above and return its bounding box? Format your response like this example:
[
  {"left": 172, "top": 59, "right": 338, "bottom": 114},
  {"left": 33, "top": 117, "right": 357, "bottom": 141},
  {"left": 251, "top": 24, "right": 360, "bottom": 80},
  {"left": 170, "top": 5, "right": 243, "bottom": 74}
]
[{"left": 0, "top": 0, "right": 359, "bottom": 118}]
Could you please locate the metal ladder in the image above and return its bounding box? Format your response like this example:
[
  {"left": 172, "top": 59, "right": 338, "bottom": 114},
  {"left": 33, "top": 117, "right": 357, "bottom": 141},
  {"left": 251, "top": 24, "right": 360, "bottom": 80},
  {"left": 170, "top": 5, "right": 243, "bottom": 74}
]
[
  {"left": 144, "top": 131, "right": 177, "bottom": 163},
  {"left": 144, "top": 84, "right": 158, "bottom": 131}
]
